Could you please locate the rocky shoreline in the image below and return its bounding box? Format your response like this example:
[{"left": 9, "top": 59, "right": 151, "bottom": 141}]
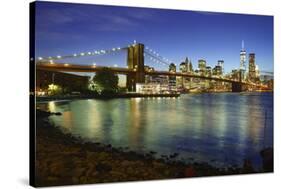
[{"left": 35, "top": 109, "right": 267, "bottom": 187}]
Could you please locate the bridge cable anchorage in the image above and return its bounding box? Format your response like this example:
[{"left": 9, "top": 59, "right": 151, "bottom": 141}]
[{"left": 36, "top": 46, "right": 127, "bottom": 63}]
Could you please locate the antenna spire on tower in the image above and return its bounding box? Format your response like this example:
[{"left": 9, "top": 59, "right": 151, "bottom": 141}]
[{"left": 242, "top": 40, "right": 244, "bottom": 50}]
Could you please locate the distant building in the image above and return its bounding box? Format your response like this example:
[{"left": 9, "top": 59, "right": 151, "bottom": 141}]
[
  {"left": 217, "top": 60, "right": 224, "bottom": 74},
  {"left": 231, "top": 69, "right": 240, "bottom": 81},
  {"left": 198, "top": 59, "right": 207, "bottom": 76},
  {"left": 169, "top": 63, "right": 177, "bottom": 72},
  {"left": 152, "top": 75, "right": 168, "bottom": 85},
  {"left": 206, "top": 66, "right": 212, "bottom": 77},
  {"left": 179, "top": 61, "right": 188, "bottom": 73},
  {"left": 255, "top": 65, "right": 260, "bottom": 78},
  {"left": 136, "top": 83, "right": 160, "bottom": 94},
  {"left": 180, "top": 57, "right": 193, "bottom": 73},
  {"left": 144, "top": 65, "right": 155, "bottom": 83},
  {"left": 248, "top": 53, "right": 256, "bottom": 81},
  {"left": 240, "top": 40, "right": 247, "bottom": 80},
  {"left": 212, "top": 65, "right": 222, "bottom": 77},
  {"left": 168, "top": 63, "right": 177, "bottom": 91},
  {"left": 187, "top": 59, "right": 193, "bottom": 73},
  {"left": 211, "top": 60, "right": 224, "bottom": 77}
]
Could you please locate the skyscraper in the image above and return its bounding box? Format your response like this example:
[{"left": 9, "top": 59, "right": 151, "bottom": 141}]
[
  {"left": 240, "top": 40, "right": 246, "bottom": 80},
  {"left": 218, "top": 60, "right": 224, "bottom": 74},
  {"left": 179, "top": 58, "right": 188, "bottom": 73},
  {"left": 169, "top": 63, "right": 177, "bottom": 73},
  {"left": 168, "top": 63, "right": 177, "bottom": 91},
  {"left": 248, "top": 53, "right": 256, "bottom": 81},
  {"left": 187, "top": 58, "right": 193, "bottom": 73},
  {"left": 198, "top": 59, "right": 206, "bottom": 76}
]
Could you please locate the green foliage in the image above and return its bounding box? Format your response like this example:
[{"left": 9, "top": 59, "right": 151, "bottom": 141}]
[
  {"left": 92, "top": 68, "right": 119, "bottom": 94},
  {"left": 47, "top": 84, "right": 63, "bottom": 95}
]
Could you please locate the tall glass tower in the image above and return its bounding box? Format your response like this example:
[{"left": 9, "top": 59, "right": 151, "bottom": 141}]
[{"left": 240, "top": 40, "right": 246, "bottom": 80}]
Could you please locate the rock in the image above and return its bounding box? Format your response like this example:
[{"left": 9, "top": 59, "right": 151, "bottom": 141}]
[
  {"left": 169, "top": 153, "right": 179, "bottom": 159},
  {"left": 185, "top": 166, "right": 196, "bottom": 177},
  {"left": 121, "top": 160, "right": 132, "bottom": 167},
  {"left": 260, "top": 147, "right": 273, "bottom": 172},
  {"left": 95, "top": 163, "right": 112, "bottom": 173},
  {"left": 72, "top": 177, "right": 79, "bottom": 184},
  {"left": 243, "top": 159, "right": 254, "bottom": 173},
  {"left": 54, "top": 112, "right": 62, "bottom": 116},
  {"left": 73, "top": 167, "right": 86, "bottom": 177},
  {"left": 49, "top": 162, "right": 65, "bottom": 176}
]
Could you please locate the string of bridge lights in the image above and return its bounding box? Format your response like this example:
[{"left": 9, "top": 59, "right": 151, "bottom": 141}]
[
  {"left": 36, "top": 46, "right": 125, "bottom": 62},
  {"left": 35, "top": 41, "right": 175, "bottom": 68}
]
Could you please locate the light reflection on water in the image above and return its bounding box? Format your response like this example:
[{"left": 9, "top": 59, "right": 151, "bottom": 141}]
[{"left": 37, "top": 93, "right": 273, "bottom": 168}]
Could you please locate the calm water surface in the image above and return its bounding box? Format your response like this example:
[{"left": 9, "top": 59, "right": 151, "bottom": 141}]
[{"left": 37, "top": 93, "right": 273, "bottom": 168}]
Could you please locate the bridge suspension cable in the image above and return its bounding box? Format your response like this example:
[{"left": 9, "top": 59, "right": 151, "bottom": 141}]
[
  {"left": 144, "top": 46, "right": 174, "bottom": 66},
  {"left": 36, "top": 46, "right": 127, "bottom": 63}
]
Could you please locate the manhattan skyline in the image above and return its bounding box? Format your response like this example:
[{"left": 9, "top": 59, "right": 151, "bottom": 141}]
[{"left": 35, "top": 1, "right": 273, "bottom": 73}]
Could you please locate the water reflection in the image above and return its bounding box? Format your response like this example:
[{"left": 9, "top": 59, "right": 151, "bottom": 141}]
[{"left": 36, "top": 93, "right": 273, "bottom": 168}]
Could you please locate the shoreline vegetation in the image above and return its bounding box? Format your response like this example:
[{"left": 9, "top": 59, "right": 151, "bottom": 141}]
[{"left": 35, "top": 109, "right": 273, "bottom": 187}]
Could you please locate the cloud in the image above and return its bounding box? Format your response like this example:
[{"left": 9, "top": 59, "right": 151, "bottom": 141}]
[
  {"left": 37, "top": 3, "right": 158, "bottom": 32},
  {"left": 93, "top": 14, "right": 140, "bottom": 32}
]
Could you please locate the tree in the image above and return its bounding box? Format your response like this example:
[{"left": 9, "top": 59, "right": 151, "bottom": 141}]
[
  {"left": 47, "top": 84, "right": 62, "bottom": 95},
  {"left": 92, "top": 68, "right": 119, "bottom": 94}
]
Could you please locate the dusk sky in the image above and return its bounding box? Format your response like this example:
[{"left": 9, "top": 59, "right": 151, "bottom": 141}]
[{"left": 35, "top": 1, "right": 273, "bottom": 73}]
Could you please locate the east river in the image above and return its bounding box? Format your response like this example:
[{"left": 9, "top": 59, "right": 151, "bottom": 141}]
[{"left": 37, "top": 92, "right": 273, "bottom": 168}]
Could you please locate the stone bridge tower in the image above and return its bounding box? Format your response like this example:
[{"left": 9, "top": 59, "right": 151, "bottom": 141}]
[{"left": 126, "top": 43, "right": 145, "bottom": 91}]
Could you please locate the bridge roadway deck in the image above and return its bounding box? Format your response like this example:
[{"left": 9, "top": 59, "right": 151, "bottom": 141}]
[{"left": 36, "top": 63, "right": 247, "bottom": 84}]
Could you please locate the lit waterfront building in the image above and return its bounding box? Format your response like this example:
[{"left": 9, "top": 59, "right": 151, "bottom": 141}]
[
  {"left": 240, "top": 40, "right": 247, "bottom": 80},
  {"left": 152, "top": 75, "right": 168, "bottom": 85},
  {"left": 136, "top": 83, "right": 161, "bottom": 94},
  {"left": 144, "top": 65, "right": 155, "bottom": 83}
]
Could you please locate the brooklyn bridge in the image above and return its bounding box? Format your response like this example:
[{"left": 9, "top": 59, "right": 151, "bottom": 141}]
[{"left": 35, "top": 42, "right": 271, "bottom": 92}]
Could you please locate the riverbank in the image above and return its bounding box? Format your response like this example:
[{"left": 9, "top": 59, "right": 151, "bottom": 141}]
[
  {"left": 35, "top": 109, "right": 265, "bottom": 187},
  {"left": 35, "top": 93, "right": 180, "bottom": 102}
]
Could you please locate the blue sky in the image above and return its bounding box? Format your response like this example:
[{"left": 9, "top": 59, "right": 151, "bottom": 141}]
[{"left": 35, "top": 1, "right": 273, "bottom": 73}]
